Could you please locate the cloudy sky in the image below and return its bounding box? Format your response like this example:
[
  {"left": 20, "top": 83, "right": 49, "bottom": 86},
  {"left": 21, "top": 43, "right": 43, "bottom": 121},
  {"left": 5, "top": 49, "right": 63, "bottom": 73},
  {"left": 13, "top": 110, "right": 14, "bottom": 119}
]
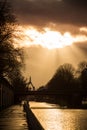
[{"left": 9, "top": 0, "right": 87, "bottom": 88}]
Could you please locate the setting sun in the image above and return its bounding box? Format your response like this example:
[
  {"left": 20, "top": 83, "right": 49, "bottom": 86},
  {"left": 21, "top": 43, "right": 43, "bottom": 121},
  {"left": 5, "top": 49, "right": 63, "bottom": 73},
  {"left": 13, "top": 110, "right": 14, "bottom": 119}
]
[{"left": 14, "top": 26, "right": 87, "bottom": 49}]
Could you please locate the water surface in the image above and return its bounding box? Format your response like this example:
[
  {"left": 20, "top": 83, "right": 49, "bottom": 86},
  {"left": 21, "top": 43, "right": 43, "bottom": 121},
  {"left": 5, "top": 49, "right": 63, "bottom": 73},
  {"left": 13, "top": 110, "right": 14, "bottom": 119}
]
[{"left": 30, "top": 102, "right": 87, "bottom": 130}]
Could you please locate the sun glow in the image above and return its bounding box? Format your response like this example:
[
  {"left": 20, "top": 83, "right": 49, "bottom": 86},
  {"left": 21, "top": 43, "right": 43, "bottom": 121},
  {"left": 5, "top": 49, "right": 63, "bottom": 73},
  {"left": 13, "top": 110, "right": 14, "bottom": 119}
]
[{"left": 14, "top": 26, "right": 87, "bottom": 49}]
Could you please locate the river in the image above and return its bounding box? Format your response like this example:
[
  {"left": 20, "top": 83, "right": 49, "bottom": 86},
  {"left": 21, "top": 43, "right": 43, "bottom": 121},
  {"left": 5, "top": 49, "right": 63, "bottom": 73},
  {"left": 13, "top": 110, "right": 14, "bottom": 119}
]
[{"left": 29, "top": 101, "right": 87, "bottom": 130}]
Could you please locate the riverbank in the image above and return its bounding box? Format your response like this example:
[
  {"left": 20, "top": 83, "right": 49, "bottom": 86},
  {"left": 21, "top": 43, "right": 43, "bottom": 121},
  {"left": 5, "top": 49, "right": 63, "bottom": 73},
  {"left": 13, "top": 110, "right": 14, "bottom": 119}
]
[{"left": 23, "top": 102, "right": 44, "bottom": 130}]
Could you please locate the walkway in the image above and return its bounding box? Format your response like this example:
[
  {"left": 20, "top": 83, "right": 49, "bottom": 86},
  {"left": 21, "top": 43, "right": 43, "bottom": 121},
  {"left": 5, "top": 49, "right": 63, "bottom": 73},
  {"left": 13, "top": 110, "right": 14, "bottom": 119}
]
[{"left": 0, "top": 105, "right": 28, "bottom": 130}]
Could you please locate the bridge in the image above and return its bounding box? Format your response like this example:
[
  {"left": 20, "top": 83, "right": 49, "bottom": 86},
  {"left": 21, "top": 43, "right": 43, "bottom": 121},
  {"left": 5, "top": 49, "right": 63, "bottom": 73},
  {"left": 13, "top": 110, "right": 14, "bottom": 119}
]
[
  {"left": 15, "top": 90, "right": 87, "bottom": 108},
  {"left": 16, "top": 90, "right": 87, "bottom": 96},
  {"left": 20, "top": 76, "right": 87, "bottom": 97}
]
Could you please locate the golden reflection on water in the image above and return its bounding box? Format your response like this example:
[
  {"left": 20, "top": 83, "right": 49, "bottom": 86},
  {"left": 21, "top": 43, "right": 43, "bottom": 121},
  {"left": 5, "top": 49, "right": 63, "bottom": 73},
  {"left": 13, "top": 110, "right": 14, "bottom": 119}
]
[{"left": 30, "top": 102, "right": 87, "bottom": 130}]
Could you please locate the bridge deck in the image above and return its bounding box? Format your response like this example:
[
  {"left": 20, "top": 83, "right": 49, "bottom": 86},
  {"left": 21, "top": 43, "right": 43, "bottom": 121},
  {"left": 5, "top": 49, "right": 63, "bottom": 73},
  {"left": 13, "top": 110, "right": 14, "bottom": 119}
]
[{"left": 16, "top": 90, "right": 87, "bottom": 96}]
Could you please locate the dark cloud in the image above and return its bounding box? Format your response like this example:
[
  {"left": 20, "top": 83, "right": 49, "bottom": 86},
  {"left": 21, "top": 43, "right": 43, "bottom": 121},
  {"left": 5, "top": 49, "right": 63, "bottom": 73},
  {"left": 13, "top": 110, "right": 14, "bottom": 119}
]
[
  {"left": 65, "top": 0, "right": 87, "bottom": 7},
  {"left": 10, "top": 0, "right": 87, "bottom": 29}
]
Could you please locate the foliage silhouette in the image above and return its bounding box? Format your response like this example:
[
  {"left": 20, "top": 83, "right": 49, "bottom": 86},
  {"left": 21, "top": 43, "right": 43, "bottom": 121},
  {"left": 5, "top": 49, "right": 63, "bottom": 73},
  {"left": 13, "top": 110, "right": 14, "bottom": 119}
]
[
  {"left": 0, "top": 0, "right": 25, "bottom": 93},
  {"left": 38, "top": 62, "right": 87, "bottom": 108}
]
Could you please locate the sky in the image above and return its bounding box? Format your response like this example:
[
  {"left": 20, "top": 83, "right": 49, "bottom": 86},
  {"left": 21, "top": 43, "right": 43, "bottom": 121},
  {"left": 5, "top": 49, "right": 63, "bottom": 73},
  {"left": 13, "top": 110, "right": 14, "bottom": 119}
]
[{"left": 9, "top": 0, "right": 87, "bottom": 88}]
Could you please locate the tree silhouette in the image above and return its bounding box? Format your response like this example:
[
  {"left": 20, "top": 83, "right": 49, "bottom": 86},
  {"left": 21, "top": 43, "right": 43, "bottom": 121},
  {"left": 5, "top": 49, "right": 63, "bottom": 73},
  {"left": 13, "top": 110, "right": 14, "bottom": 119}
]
[
  {"left": 45, "top": 63, "right": 80, "bottom": 107},
  {"left": 0, "top": 0, "right": 16, "bottom": 43},
  {"left": 0, "top": 0, "right": 24, "bottom": 84},
  {"left": 77, "top": 61, "right": 87, "bottom": 90},
  {"left": 77, "top": 61, "right": 87, "bottom": 74},
  {"left": 12, "top": 74, "right": 27, "bottom": 94},
  {"left": 47, "top": 63, "right": 75, "bottom": 91}
]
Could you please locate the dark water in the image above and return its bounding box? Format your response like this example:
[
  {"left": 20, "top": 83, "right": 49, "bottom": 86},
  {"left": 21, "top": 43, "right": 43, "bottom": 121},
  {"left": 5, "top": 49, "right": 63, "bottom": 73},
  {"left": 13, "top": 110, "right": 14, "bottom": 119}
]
[{"left": 30, "top": 102, "right": 87, "bottom": 130}]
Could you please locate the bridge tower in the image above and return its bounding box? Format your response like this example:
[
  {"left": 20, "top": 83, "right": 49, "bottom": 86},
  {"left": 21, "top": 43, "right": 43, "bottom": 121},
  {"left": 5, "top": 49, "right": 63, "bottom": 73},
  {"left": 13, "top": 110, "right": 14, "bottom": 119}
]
[{"left": 26, "top": 76, "right": 35, "bottom": 91}]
